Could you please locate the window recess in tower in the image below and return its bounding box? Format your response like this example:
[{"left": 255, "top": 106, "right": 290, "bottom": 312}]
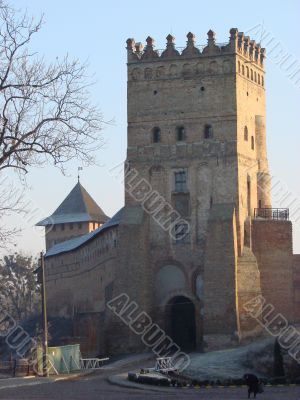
[
  {"left": 152, "top": 127, "right": 161, "bottom": 143},
  {"left": 176, "top": 126, "right": 186, "bottom": 142},
  {"left": 204, "top": 124, "right": 213, "bottom": 139},
  {"left": 173, "top": 222, "right": 190, "bottom": 243},
  {"left": 174, "top": 170, "right": 188, "bottom": 193},
  {"left": 251, "top": 136, "right": 255, "bottom": 150},
  {"left": 244, "top": 126, "right": 249, "bottom": 141},
  {"left": 172, "top": 193, "right": 190, "bottom": 217}
]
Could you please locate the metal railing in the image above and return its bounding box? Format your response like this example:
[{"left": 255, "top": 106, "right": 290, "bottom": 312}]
[
  {"left": 80, "top": 357, "right": 109, "bottom": 370},
  {"left": 254, "top": 208, "right": 289, "bottom": 221}
]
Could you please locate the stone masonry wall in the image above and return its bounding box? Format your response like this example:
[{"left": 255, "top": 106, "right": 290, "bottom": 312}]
[
  {"left": 203, "top": 203, "right": 239, "bottom": 349},
  {"left": 237, "top": 245, "right": 263, "bottom": 338},
  {"left": 45, "top": 227, "right": 118, "bottom": 317},
  {"left": 252, "top": 220, "right": 294, "bottom": 321},
  {"left": 293, "top": 255, "right": 300, "bottom": 321}
]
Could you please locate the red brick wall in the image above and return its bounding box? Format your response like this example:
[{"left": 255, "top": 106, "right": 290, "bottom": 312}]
[
  {"left": 293, "top": 255, "right": 300, "bottom": 321},
  {"left": 252, "top": 220, "right": 294, "bottom": 321}
]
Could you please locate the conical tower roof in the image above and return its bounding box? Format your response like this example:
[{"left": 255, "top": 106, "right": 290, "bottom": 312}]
[{"left": 36, "top": 182, "right": 109, "bottom": 226}]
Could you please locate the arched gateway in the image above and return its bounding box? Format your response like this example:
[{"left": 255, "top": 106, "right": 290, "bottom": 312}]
[{"left": 167, "top": 296, "right": 196, "bottom": 351}]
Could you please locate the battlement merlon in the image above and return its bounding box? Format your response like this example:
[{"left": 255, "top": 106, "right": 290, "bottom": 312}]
[{"left": 126, "top": 28, "right": 266, "bottom": 67}]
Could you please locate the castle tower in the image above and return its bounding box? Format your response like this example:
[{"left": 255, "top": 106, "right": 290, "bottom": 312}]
[
  {"left": 37, "top": 29, "right": 297, "bottom": 357},
  {"left": 123, "top": 29, "right": 271, "bottom": 349},
  {"left": 126, "top": 29, "right": 270, "bottom": 252},
  {"left": 37, "top": 181, "right": 109, "bottom": 250}
]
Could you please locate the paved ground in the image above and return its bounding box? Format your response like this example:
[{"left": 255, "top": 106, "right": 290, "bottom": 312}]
[{"left": 0, "top": 368, "right": 299, "bottom": 399}]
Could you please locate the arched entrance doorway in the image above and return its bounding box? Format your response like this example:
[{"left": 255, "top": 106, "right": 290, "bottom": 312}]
[{"left": 168, "top": 296, "right": 196, "bottom": 351}]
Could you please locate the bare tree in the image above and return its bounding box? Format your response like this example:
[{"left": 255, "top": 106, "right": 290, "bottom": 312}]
[
  {"left": 0, "top": 253, "right": 41, "bottom": 321},
  {"left": 0, "top": 1, "right": 104, "bottom": 245},
  {"left": 0, "top": 1, "right": 103, "bottom": 175},
  {"left": 0, "top": 175, "right": 23, "bottom": 248}
]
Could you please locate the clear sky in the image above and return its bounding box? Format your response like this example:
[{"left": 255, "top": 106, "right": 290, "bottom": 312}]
[{"left": 3, "top": 0, "right": 300, "bottom": 256}]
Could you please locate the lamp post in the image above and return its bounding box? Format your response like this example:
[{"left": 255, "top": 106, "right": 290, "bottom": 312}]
[{"left": 40, "top": 251, "right": 49, "bottom": 377}]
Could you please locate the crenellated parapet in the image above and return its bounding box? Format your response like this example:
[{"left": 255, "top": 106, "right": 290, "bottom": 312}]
[{"left": 126, "top": 28, "right": 266, "bottom": 68}]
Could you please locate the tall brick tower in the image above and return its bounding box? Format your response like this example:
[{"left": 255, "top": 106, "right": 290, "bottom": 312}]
[
  {"left": 126, "top": 29, "right": 270, "bottom": 252},
  {"left": 40, "top": 29, "right": 298, "bottom": 357},
  {"left": 122, "top": 29, "right": 274, "bottom": 350}
]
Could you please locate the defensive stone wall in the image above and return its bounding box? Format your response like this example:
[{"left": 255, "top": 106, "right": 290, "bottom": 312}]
[
  {"left": 293, "top": 255, "right": 300, "bottom": 321},
  {"left": 45, "top": 226, "right": 118, "bottom": 317},
  {"left": 237, "top": 245, "right": 263, "bottom": 339},
  {"left": 203, "top": 203, "right": 239, "bottom": 349},
  {"left": 252, "top": 219, "right": 294, "bottom": 321}
]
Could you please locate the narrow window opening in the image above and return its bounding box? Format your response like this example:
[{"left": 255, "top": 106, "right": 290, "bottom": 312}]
[
  {"left": 204, "top": 124, "right": 213, "bottom": 139},
  {"left": 175, "top": 171, "right": 187, "bottom": 192},
  {"left": 152, "top": 127, "right": 161, "bottom": 143},
  {"left": 176, "top": 126, "right": 185, "bottom": 141},
  {"left": 126, "top": 160, "right": 131, "bottom": 171},
  {"left": 244, "top": 126, "right": 248, "bottom": 141},
  {"left": 251, "top": 136, "right": 255, "bottom": 150},
  {"left": 247, "top": 178, "right": 251, "bottom": 216}
]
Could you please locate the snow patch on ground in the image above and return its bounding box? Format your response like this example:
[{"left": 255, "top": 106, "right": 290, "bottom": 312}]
[{"left": 185, "top": 338, "right": 274, "bottom": 380}]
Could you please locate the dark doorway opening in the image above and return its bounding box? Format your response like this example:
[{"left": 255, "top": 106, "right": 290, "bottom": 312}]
[{"left": 168, "top": 296, "right": 196, "bottom": 351}]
